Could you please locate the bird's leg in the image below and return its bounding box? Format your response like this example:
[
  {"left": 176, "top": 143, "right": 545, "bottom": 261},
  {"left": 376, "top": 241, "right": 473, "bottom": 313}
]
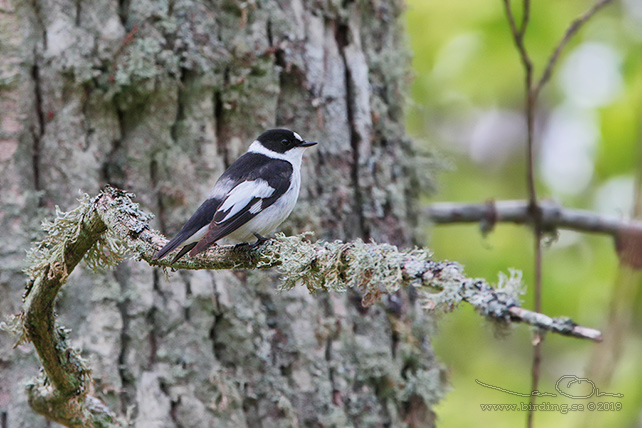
[{"left": 252, "top": 232, "right": 270, "bottom": 247}]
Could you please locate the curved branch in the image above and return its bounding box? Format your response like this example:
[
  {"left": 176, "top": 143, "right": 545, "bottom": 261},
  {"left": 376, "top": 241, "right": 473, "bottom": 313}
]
[
  {"left": 20, "top": 187, "right": 603, "bottom": 426},
  {"left": 22, "top": 202, "right": 118, "bottom": 426}
]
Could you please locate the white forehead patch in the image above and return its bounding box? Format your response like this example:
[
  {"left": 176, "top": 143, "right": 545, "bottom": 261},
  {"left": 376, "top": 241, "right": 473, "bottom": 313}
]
[{"left": 293, "top": 131, "right": 303, "bottom": 142}]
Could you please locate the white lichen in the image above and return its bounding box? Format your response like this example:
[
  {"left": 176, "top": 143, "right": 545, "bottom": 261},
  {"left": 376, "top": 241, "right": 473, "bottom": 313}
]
[
  {"left": 24, "top": 194, "right": 130, "bottom": 279},
  {"left": 0, "top": 314, "right": 28, "bottom": 347}
]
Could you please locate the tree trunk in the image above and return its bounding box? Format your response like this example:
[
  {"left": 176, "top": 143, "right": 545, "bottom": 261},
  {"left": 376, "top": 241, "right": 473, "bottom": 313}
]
[{"left": 0, "top": 0, "right": 444, "bottom": 426}]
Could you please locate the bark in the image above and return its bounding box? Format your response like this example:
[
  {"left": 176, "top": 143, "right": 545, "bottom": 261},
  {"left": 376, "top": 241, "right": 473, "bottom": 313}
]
[{"left": 0, "top": 0, "right": 444, "bottom": 426}]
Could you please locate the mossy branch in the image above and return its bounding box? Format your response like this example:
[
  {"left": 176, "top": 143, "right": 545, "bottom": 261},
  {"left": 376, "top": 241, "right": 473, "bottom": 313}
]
[
  {"left": 20, "top": 196, "right": 119, "bottom": 427},
  {"left": 17, "top": 186, "right": 602, "bottom": 426}
]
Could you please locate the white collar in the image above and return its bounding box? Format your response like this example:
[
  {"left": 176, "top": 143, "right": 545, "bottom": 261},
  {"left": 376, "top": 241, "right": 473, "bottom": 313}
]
[{"left": 247, "top": 140, "right": 306, "bottom": 169}]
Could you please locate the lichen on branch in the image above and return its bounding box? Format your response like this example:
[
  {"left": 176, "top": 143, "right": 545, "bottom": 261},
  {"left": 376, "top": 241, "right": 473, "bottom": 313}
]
[{"left": 14, "top": 186, "right": 602, "bottom": 427}]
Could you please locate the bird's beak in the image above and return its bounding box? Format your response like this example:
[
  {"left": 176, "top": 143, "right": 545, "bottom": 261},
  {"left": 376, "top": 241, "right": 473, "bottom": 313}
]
[{"left": 299, "top": 140, "right": 318, "bottom": 147}]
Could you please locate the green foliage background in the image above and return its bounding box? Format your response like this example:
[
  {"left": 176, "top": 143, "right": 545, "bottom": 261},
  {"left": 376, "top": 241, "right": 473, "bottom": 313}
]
[{"left": 405, "top": 0, "right": 642, "bottom": 426}]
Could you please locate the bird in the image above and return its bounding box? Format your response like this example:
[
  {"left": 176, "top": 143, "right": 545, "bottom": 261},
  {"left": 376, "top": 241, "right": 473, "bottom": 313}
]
[{"left": 154, "top": 128, "right": 317, "bottom": 264}]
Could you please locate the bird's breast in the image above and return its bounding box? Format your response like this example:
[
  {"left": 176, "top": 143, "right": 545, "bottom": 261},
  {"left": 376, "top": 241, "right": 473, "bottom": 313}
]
[{"left": 225, "top": 169, "right": 301, "bottom": 242}]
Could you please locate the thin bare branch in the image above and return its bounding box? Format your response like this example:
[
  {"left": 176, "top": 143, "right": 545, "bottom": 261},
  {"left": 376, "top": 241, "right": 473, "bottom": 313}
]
[
  {"left": 501, "top": 1, "right": 615, "bottom": 424},
  {"left": 508, "top": 307, "right": 602, "bottom": 341},
  {"left": 502, "top": 5, "right": 543, "bottom": 421},
  {"left": 502, "top": 0, "right": 533, "bottom": 73},
  {"left": 520, "top": 0, "right": 531, "bottom": 35},
  {"left": 427, "top": 199, "right": 642, "bottom": 236},
  {"left": 535, "top": 0, "right": 615, "bottom": 96}
]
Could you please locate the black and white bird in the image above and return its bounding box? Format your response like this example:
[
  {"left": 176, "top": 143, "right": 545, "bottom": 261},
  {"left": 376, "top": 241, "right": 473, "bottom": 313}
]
[{"left": 154, "top": 129, "right": 317, "bottom": 263}]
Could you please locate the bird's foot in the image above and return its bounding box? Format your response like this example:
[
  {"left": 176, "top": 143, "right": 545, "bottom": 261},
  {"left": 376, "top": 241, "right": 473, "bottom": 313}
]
[{"left": 252, "top": 232, "right": 270, "bottom": 248}]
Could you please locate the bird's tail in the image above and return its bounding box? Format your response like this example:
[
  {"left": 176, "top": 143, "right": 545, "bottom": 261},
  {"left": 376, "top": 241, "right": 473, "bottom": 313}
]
[
  {"left": 169, "top": 243, "right": 197, "bottom": 264},
  {"left": 154, "top": 235, "right": 189, "bottom": 261}
]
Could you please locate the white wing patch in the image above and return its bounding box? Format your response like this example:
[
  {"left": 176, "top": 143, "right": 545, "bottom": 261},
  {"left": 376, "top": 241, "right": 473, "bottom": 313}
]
[
  {"left": 249, "top": 200, "right": 262, "bottom": 214},
  {"left": 209, "top": 177, "right": 234, "bottom": 199},
  {"left": 217, "top": 179, "right": 274, "bottom": 223}
]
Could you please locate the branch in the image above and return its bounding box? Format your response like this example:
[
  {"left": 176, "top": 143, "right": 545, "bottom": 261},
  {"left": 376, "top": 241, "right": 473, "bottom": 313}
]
[
  {"left": 507, "top": 307, "right": 602, "bottom": 341},
  {"left": 535, "top": 0, "right": 614, "bottom": 95},
  {"left": 500, "top": 2, "right": 615, "bottom": 425},
  {"left": 502, "top": 0, "right": 533, "bottom": 77},
  {"left": 426, "top": 199, "right": 642, "bottom": 237},
  {"left": 18, "top": 188, "right": 603, "bottom": 425},
  {"left": 21, "top": 199, "right": 118, "bottom": 426}
]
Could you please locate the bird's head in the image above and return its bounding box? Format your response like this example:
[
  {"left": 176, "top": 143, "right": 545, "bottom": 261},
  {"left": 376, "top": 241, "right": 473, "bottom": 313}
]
[{"left": 255, "top": 129, "right": 318, "bottom": 154}]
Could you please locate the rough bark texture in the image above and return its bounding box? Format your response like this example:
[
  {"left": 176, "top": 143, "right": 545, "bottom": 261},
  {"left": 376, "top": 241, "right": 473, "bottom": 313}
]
[{"left": 0, "top": 0, "right": 444, "bottom": 426}]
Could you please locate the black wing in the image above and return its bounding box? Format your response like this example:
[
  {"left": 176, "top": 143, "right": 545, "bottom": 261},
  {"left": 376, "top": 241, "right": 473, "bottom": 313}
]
[
  {"left": 189, "top": 158, "right": 293, "bottom": 256},
  {"left": 154, "top": 198, "right": 221, "bottom": 260}
]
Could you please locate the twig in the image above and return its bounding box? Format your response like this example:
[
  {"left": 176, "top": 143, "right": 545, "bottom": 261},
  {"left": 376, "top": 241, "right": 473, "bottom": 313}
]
[
  {"left": 502, "top": 0, "right": 533, "bottom": 75},
  {"left": 508, "top": 307, "right": 602, "bottom": 341},
  {"left": 520, "top": 0, "right": 530, "bottom": 35},
  {"left": 501, "top": 1, "right": 614, "bottom": 425},
  {"left": 535, "top": 0, "right": 615, "bottom": 96},
  {"left": 427, "top": 200, "right": 642, "bottom": 237}
]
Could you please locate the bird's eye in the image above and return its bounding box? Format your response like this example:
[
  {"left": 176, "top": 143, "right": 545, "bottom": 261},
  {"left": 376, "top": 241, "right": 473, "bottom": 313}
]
[{"left": 280, "top": 139, "right": 289, "bottom": 146}]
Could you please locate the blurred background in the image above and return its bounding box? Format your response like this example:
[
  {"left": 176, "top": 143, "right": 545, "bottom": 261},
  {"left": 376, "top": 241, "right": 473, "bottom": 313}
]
[{"left": 405, "top": 0, "right": 642, "bottom": 426}]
